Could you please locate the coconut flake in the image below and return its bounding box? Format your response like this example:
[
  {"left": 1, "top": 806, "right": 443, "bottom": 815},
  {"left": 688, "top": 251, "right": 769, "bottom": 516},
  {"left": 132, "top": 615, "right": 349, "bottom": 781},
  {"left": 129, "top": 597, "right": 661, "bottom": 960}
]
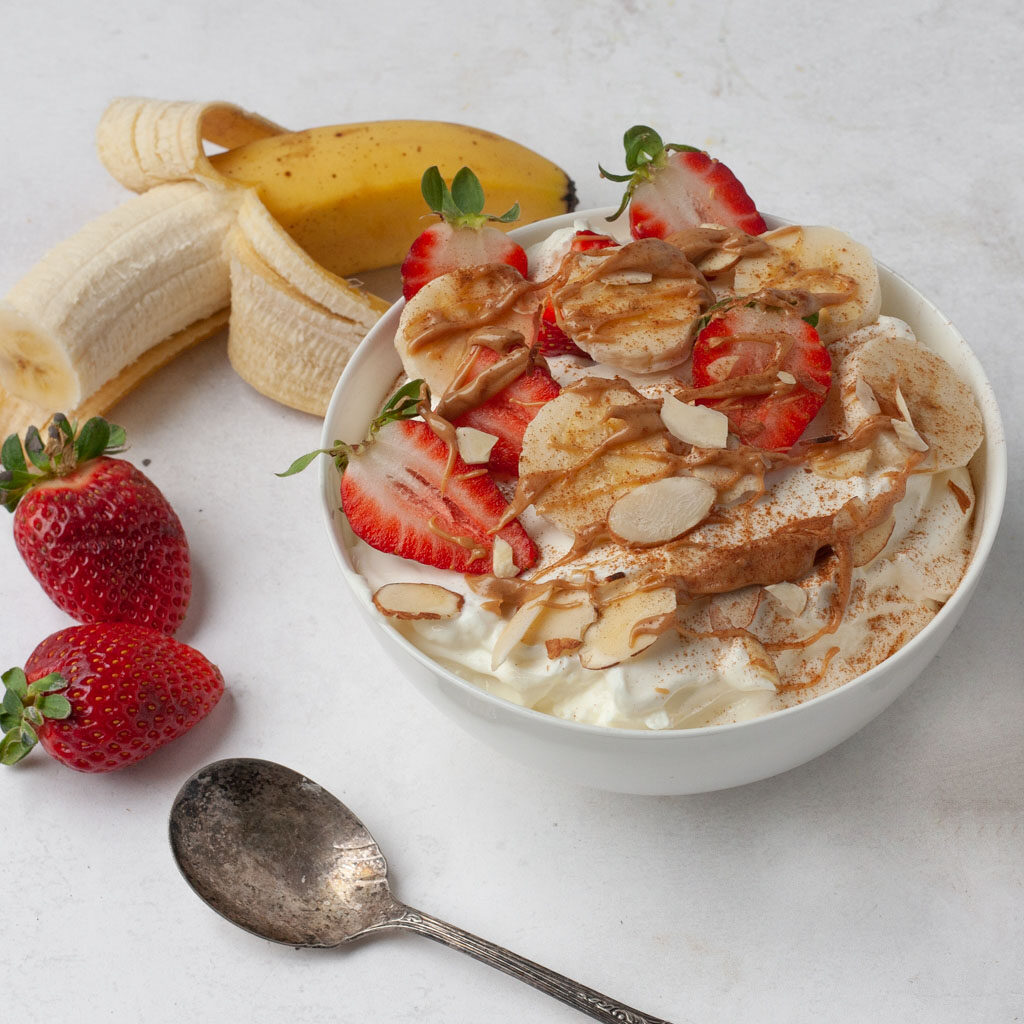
[
  {"left": 607, "top": 475, "right": 717, "bottom": 545},
  {"left": 602, "top": 269, "right": 653, "bottom": 286},
  {"left": 660, "top": 394, "right": 729, "bottom": 449},
  {"left": 891, "top": 416, "right": 929, "bottom": 452},
  {"left": 855, "top": 376, "right": 881, "bottom": 415},
  {"left": 372, "top": 583, "right": 464, "bottom": 620},
  {"left": 455, "top": 426, "right": 498, "bottom": 465}
]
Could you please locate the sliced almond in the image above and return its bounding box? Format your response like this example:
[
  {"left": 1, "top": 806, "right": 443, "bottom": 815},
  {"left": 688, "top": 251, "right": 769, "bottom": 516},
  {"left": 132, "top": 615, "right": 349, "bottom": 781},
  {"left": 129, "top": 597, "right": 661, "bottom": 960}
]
[
  {"left": 891, "top": 416, "right": 928, "bottom": 452},
  {"left": 521, "top": 589, "right": 597, "bottom": 649},
  {"left": 372, "top": 583, "right": 464, "bottom": 621},
  {"left": 777, "top": 370, "right": 797, "bottom": 386},
  {"left": 851, "top": 514, "right": 895, "bottom": 567},
  {"left": 660, "top": 393, "right": 729, "bottom": 449},
  {"left": 492, "top": 537, "right": 517, "bottom": 579},
  {"left": 607, "top": 476, "right": 717, "bottom": 546},
  {"left": 764, "top": 582, "right": 808, "bottom": 617},
  {"left": 491, "top": 586, "right": 552, "bottom": 670},
  {"left": 455, "top": 426, "right": 498, "bottom": 465},
  {"left": 579, "top": 586, "right": 677, "bottom": 670},
  {"left": 709, "top": 586, "right": 762, "bottom": 630},
  {"left": 854, "top": 376, "right": 881, "bottom": 415}
]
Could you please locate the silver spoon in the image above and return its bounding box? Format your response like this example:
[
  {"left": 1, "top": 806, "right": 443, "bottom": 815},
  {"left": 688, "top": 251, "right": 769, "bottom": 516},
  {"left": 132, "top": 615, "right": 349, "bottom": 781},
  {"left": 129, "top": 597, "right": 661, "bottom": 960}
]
[{"left": 169, "top": 757, "right": 674, "bottom": 1023}]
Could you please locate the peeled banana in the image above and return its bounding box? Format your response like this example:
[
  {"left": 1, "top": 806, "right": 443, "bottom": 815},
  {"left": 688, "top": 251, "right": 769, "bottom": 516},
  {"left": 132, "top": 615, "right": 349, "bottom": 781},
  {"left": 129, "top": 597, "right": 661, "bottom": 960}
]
[{"left": 0, "top": 97, "right": 577, "bottom": 431}]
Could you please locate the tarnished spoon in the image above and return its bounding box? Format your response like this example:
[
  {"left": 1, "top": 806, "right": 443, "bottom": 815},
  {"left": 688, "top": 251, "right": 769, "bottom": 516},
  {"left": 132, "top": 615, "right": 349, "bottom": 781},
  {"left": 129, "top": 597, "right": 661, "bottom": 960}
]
[{"left": 169, "top": 758, "right": 674, "bottom": 1023}]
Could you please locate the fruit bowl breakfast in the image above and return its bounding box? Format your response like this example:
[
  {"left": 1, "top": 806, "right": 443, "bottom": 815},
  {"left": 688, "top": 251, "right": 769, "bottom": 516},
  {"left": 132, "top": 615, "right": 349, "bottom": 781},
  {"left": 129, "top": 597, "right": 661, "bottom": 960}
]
[{"left": 316, "top": 134, "right": 1004, "bottom": 794}]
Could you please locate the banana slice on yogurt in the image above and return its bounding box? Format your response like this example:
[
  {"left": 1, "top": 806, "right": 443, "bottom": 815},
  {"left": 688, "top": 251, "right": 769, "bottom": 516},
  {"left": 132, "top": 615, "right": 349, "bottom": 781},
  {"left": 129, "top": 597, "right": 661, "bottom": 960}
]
[{"left": 732, "top": 224, "right": 882, "bottom": 343}]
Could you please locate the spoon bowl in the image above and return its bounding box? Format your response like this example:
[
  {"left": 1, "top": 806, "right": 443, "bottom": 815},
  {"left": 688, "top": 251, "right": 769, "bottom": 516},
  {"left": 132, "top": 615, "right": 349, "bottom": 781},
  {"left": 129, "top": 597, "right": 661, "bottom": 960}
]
[{"left": 169, "top": 758, "right": 674, "bottom": 1023}]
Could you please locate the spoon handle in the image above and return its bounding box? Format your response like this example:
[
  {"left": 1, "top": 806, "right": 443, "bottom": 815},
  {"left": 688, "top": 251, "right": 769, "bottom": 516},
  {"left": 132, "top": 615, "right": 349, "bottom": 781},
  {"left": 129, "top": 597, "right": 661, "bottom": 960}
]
[{"left": 385, "top": 906, "right": 675, "bottom": 1023}]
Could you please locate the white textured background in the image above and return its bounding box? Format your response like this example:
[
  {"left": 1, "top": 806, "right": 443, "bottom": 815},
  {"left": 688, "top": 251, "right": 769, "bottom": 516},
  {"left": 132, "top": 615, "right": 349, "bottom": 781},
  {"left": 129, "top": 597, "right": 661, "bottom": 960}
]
[{"left": 1, "top": 2, "right": 1021, "bottom": 1022}]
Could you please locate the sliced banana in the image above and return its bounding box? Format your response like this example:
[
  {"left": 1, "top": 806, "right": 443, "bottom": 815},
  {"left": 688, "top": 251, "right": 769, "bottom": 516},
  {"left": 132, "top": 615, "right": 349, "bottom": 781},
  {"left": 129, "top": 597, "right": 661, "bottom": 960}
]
[
  {"left": 516, "top": 378, "right": 676, "bottom": 534},
  {"left": 732, "top": 225, "right": 881, "bottom": 343},
  {"left": 551, "top": 238, "right": 713, "bottom": 372},
  {"left": 0, "top": 181, "right": 239, "bottom": 411},
  {"left": 830, "top": 317, "right": 983, "bottom": 472},
  {"left": 395, "top": 265, "right": 540, "bottom": 397}
]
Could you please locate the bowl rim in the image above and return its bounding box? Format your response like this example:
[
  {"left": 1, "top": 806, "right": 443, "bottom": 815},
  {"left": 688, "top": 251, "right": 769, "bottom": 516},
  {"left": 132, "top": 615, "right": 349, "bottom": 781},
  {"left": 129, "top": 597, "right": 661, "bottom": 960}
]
[{"left": 320, "top": 207, "right": 1008, "bottom": 740}]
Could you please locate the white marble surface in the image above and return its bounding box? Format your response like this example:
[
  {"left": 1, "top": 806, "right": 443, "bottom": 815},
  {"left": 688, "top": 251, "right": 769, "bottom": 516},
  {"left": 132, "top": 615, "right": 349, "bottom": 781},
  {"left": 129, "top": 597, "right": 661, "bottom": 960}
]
[{"left": 1, "top": 1, "right": 1021, "bottom": 1021}]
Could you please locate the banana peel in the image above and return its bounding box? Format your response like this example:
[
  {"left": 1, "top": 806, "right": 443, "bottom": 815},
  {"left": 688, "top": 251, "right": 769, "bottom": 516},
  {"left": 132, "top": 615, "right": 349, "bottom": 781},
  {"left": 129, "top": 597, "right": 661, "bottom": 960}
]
[{"left": 0, "top": 97, "right": 578, "bottom": 435}]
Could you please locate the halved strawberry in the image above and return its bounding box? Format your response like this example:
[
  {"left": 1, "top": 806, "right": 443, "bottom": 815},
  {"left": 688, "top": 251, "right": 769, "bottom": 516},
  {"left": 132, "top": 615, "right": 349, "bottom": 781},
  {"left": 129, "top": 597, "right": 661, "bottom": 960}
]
[
  {"left": 340, "top": 417, "right": 536, "bottom": 574},
  {"left": 400, "top": 166, "right": 528, "bottom": 301},
  {"left": 535, "top": 229, "right": 617, "bottom": 359},
  {"left": 451, "top": 346, "right": 561, "bottom": 475},
  {"left": 600, "top": 125, "right": 767, "bottom": 239},
  {"left": 691, "top": 303, "right": 831, "bottom": 452}
]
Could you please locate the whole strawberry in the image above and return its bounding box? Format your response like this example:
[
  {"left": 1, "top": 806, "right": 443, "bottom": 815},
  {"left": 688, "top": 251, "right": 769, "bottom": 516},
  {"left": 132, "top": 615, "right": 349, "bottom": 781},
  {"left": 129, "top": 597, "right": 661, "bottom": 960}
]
[
  {"left": 0, "top": 622, "right": 223, "bottom": 772},
  {"left": 0, "top": 414, "right": 191, "bottom": 634}
]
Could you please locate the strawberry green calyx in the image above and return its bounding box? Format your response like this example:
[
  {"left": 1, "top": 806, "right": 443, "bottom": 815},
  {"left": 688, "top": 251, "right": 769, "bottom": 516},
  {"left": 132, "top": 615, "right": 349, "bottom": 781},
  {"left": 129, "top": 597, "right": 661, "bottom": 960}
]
[
  {"left": 420, "top": 165, "right": 521, "bottom": 230},
  {"left": 599, "top": 124, "right": 701, "bottom": 222},
  {"left": 277, "top": 379, "right": 429, "bottom": 477},
  {"left": 0, "top": 414, "right": 128, "bottom": 512},
  {"left": 0, "top": 667, "right": 71, "bottom": 765}
]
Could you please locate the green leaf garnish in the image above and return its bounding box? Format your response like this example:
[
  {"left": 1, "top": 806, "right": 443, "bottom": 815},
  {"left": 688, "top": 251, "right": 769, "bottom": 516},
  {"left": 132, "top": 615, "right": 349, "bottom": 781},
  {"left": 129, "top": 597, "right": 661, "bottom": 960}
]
[{"left": 0, "top": 667, "right": 70, "bottom": 768}]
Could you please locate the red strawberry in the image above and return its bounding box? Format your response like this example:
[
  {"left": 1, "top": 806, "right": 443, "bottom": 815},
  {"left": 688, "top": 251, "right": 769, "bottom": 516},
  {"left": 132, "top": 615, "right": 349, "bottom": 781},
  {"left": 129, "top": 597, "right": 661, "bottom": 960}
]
[
  {"left": 1, "top": 622, "right": 223, "bottom": 772},
  {"left": 691, "top": 303, "right": 832, "bottom": 451},
  {"left": 450, "top": 346, "right": 561, "bottom": 475},
  {"left": 600, "top": 125, "right": 767, "bottom": 239},
  {"left": 535, "top": 229, "right": 617, "bottom": 359},
  {"left": 400, "top": 165, "right": 528, "bottom": 301},
  {"left": 1, "top": 415, "right": 191, "bottom": 634},
  {"left": 341, "top": 417, "right": 536, "bottom": 573}
]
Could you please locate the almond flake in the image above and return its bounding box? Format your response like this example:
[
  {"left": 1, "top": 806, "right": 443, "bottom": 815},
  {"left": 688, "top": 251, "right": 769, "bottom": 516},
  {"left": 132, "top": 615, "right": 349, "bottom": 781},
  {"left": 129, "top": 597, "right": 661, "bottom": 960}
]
[
  {"left": 455, "top": 426, "right": 498, "bottom": 465},
  {"left": 491, "top": 587, "right": 552, "bottom": 670},
  {"left": 764, "top": 582, "right": 807, "bottom": 617},
  {"left": 891, "top": 416, "right": 929, "bottom": 452},
  {"left": 579, "top": 586, "right": 677, "bottom": 669},
  {"left": 855, "top": 376, "right": 881, "bottom": 415},
  {"left": 777, "top": 370, "right": 797, "bottom": 385},
  {"left": 491, "top": 537, "right": 517, "bottom": 578},
  {"left": 660, "top": 394, "right": 729, "bottom": 449},
  {"left": 522, "top": 589, "right": 596, "bottom": 648},
  {"left": 607, "top": 475, "right": 717, "bottom": 546},
  {"left": 372, "top": 583, "right": 464, "bottom": 621}
]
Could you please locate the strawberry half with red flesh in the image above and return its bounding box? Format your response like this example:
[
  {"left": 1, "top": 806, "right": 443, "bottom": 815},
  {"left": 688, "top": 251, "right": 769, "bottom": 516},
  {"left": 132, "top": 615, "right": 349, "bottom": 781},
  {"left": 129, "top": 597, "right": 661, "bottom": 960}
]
[
  {"left": 1, "top": 415, "right": 191, "bottom": 634},
  {"left": 400, "top": 165, "right": 528, "bottom": 301},
  {"left": 691, "top": 304, "right": 832, "bottom": 452},
  {"left": 535, "top": 229, "right": 618, "bottom": 359},
  {"left": 600, "top": 125, "right": 767, "bottom": 239},
  {"left": 342, "top": 417, "right": 536, "bottom": 573},
  {"left": 1, "top": 622, "right": 223, "bottom": 772},
  {"left": 449, "top": 345, "right": 561, "bottom": 476},
  {"left": 280, "top": 382, "right": 537, "bottom": 575}
]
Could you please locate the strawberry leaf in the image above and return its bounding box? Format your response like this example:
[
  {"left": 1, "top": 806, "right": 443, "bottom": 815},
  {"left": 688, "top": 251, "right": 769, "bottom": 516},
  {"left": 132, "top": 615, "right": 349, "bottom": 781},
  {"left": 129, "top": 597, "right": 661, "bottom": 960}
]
[
  {"left": 36, "top": 694, "right": 72, "bottom": 719},
  {"left": 24, "top": 426, "right": 49, "bottom": 471},
  {"left": 420, "top": 165, "right": 447, "bottom": 214},
  {"left": 0, "top": 733, "right": 32, "bottom": 766},
  {"left": 26, "top": 672, "right": 65, "bottom": 697},
  {"left": 451, "top": 167, "right": 485, "bottom": 217},
  {"left": 276, "top": 448, "right": 328, "bottom": 477},
  {"left": 74, "top": 417, "right": 111, "bottom": 463},
  {"left": 1, "top": 433, "right": 26, "bottom": 474},
  {"left": 2, "top": 667, "right": 28, "bottom": 701}
]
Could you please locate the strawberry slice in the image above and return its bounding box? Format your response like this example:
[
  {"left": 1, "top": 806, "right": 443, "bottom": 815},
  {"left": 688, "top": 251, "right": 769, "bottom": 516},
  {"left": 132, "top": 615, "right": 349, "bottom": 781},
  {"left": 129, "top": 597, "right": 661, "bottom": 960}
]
[
  {"left": 691, "top": 304, "right": 831, "bottom": 452},
  {"left": 535, "top": 229, "right": 617, "bottom": 359},
  {"left": 400, "top": 166, "right": 528, "bottom": 301},
  {"left": 341, "top": 417, "right": 537, "bottom": 575},
  {"left": 451, "top": 346, "right": 561, "bottom": 475},
  {"left": 600, "top": 125, "right": 767, "bottom": 239}
]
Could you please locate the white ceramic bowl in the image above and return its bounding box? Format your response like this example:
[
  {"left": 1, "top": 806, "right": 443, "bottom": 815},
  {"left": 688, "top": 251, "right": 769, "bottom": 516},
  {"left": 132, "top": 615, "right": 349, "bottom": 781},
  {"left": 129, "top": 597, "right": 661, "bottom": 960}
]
[{"left": 320, "top": 210, "right": 1006, "bottom": 795}]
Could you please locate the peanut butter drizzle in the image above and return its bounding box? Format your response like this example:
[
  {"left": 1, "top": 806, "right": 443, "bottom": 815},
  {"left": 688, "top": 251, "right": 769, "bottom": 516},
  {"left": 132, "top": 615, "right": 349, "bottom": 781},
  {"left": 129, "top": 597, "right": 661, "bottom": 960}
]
[
  {"left": 663, "top": 226, "right": 770, "bottom": 265},
  {"left": 404, "top": 264, "right": 542, "bottom": 354},
  {"left": 418, "top": 403, "right": 459, "bottom": 493},
  {"left": 435, "top": 329, "right": 533, "bottom": 420},
  {"left": 780, "top": 645, "right": 841, "bottom": 692},
  {"left": 427, "top": 517, "right": 488, "bottom": 562},
  {"left": 550, "top": 238, "right": 714, "bottom": 347}
]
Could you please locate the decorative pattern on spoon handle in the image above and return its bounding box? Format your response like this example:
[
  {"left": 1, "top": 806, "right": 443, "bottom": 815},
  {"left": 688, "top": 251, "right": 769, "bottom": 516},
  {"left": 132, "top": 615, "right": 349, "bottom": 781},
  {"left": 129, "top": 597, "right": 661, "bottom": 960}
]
[{"left": 390, "top": 907, "right": 675, "bottom": 1023}]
